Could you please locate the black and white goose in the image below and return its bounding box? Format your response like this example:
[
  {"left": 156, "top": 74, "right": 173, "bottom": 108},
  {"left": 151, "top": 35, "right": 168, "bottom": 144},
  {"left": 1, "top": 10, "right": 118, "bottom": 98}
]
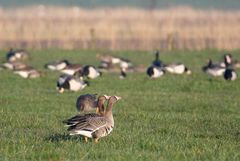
[
  {"left": 45, "top": 60, "right": 70, "bottom": 71},
  {"left": 6, "top": 48, "right": 30, "bottom": 62},
  {"left": 63, "top": 95, "right": 121, "bottom": 143},
  {"left": 56, "top": 74, "right": 88, "bottom": 93},
  {"left": 146, "top": 66, "right": 165, "bottom": 78},
  {"left": 152, "top": 50, "right": 163, "bottom": 67},
  {"left": 224, "top": 68, "right": 237, "bottom": 81},
  {"left": 76, "top": 94, "right": 110, "bottom": 113},
  {"left": 13, "top": 66, "right": 41, "bottom": 78},
  {"left": 222, "top": 53, "right": 240, "bottom": 69},
  {"left": 164, "top": 63, "right": 191, "bottom": 74},
  {"left": 202, "top": 59, "right": 226, "bottom": 77},
  {"left": 82, "top": 65, "right": 102, "bottom": 79}
]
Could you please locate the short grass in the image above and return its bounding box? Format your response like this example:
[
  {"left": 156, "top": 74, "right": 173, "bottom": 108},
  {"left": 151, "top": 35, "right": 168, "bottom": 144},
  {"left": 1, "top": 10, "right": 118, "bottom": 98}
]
[{"left": 0, "top": 49, "right": 240, "bottom": 161}]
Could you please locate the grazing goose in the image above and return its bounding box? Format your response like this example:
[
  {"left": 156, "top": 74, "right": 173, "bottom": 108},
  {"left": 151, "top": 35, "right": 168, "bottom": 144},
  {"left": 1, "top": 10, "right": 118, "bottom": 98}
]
[
  {"left": 6, "top": 48, "right": 30, "bottom": 62},
  {"left": 45, "top": 60, "right": 70, "bottom": 71},
  {"left": 60, "top": 64, "right": 83, "bottom": 75},
  {"left": 202, "top": 59, "right": 226, "bottom": 77},
  {"left": 224, "top": 68, "right": 237, "bottom": 81},
  {"left": 152, "top": 50, "right": 163, "bottom": 67},
  {"left": 82, "top": 65, "right": 102, "bottom": 79},
  {"left": 64, "top": 95, "right": 121, "bottom": 143},
  {"left": 2, "top": 61, "right": 28, "bottom": 70},
  {"left": 76, "top": 94, "right": 110, "bottom": 113},
  {"left": 146, "top": 66, "right": 165, "bottom": 78},
  {"left": 13, "top": 67, "right": 41, "bottom": 78},
  {"left": 56, "top": 74, "right": 88, "bottom": 93},
  {"left": 164, "top": 63, "right": 191, "bottom": 74}
]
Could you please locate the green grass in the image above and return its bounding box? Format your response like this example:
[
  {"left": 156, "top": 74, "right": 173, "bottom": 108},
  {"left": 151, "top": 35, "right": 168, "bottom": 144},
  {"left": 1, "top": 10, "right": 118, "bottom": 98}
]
[{"left": 0, "top": 49, "right": 240, "bottom": 161}]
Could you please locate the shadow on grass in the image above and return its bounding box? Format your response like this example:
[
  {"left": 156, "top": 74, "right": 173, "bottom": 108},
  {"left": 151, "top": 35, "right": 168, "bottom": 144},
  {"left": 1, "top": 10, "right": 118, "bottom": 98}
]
[{"left": 46, "top": 133, "right": 85, "bottom": 142}]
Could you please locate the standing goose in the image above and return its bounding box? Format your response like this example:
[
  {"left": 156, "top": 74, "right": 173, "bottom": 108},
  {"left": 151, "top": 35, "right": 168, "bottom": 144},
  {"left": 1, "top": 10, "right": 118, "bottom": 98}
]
[
  {"left": 146, "top": 66, "right": 165, "bottom": 78},
  {"left": 76, "top": 94, "right": 110, "bottom": 113},
  {"left": 164, "top": 63, "right": 191, "bottom": 74},
  {"left": 82, "top": 65, "right": 102, "bottom": 79},
  {"left": 202, "top": 59, "right": 226, "bottom": 77},
  {"left": 13, "top": 66, "right": 41, "bottom": 78},
  {"left": 64, "top": 95, "right": 110, "bottom": 128},
  {"left": 56, "top": 74, "right": 88, "bottom": 93},
  {"left": 64, "top": 95, "right": 121, "bottom": 143},
  {"left": 45, "top": 60, "right": 70, "bottom": 71},
  {"left": 6, "top": 48, "right": 30, "bottom": 62}
]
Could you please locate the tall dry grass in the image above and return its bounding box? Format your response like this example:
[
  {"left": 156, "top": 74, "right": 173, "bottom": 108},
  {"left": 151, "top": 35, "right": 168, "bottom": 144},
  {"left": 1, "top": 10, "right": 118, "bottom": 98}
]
[{"left": 0, "top": 6, "right": 240, "bottom": 50}]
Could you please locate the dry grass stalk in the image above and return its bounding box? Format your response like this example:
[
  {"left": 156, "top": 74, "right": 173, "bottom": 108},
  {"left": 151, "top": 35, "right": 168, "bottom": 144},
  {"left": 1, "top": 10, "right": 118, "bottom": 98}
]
[{"left": 0, "top": 6, "right": 240, "bottom": 50}]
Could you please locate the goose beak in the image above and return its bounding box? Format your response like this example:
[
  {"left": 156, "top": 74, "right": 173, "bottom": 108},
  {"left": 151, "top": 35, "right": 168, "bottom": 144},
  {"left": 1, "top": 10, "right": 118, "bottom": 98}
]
[
  {"left": 103, "top": 95, "right": 111, "bottom": 99},
  {"left": 96, "top": 107, "right": 100, "bottom": 114},
  {"left": 114, "top": 96, "right": 122, "bottom": 100}
]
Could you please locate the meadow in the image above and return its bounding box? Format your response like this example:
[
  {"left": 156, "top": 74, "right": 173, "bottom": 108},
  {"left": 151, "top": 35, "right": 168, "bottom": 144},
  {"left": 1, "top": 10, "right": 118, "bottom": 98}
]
[{"left": 0, "top": 49, "right": 240, "bottom": 161}]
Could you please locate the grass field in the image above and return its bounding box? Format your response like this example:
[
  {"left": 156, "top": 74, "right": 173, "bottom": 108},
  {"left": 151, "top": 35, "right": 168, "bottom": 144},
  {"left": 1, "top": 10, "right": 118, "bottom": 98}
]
[{"left": 0, "top": 49, "right": 240, "bottom": 161}]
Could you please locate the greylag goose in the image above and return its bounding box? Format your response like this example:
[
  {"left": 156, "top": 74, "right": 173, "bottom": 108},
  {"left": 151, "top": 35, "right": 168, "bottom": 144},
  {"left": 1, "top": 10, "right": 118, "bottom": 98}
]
[
  {"left": 13, "top": 66, "right": 41, "bottom": 78},
  {"left": 6, "top": 48, "right": 30, "bottom": 62},
  {"left": 45, "top": 60, "right": 70, "bottom": 71},
  {"left": 56, "top": 74, "right": 88, "bottom": 93},
  {"left": 64, "top": 95, "right": 121, "bottom": 143},
  {"left": 76, "top": 94, "right": 110, "bottom": 113},
  {"left": 64, "top": 95, "right": 110, "bottom": 127},
  {"left": 60, "top": 64, "right": 83, "bottom": 75},
  {"left": 2, "top": 61, "right": 28, "bottom": 70}
]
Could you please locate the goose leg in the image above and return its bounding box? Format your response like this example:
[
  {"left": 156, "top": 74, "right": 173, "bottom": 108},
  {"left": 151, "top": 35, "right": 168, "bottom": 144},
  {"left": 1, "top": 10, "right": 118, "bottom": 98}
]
[
  {"left": 94, "top": 138, "right": 99, "bottom": 144},
  {"left": 84, "top": 137, "right": 88, "bottom": 143}
]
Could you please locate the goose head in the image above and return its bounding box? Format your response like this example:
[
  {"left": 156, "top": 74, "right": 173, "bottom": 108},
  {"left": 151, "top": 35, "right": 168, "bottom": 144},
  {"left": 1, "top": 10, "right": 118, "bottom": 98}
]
[
  {"left": 96, "top": 95, "right": 111, "bottom": 114},
  {"left": 224, "top": 54, "right": 232, "bottom": 66},
  {"left": 108, "top": 95, "right": 121, "bottom": 104},
  {"left": 62, "top": 60, "right": 70, "bottom": 66}
]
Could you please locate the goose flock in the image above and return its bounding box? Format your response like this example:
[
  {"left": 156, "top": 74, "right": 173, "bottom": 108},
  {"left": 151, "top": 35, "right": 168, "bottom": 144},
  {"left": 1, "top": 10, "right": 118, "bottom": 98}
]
[
  {"left": 147, "top": 51, "right": 192, "bottom": 78},
  {"left": 146, "top": 51, "right": 238, "bottom": 81},
  {"left": 1, "top": 48, "right": 239, "bottom": 143},
  {"left": 1, "top": 49, "right": 239, "bottom": 85}
]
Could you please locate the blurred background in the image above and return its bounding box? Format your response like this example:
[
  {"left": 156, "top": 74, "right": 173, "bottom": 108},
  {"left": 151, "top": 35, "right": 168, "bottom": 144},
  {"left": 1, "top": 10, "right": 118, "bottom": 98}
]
[{"left": 0, "top": 0, "right": 240, "bottom": 51}]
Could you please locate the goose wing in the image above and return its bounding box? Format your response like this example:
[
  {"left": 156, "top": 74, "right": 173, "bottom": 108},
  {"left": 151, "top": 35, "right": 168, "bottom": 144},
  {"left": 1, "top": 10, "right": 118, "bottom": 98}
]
[
  {"left": 67, "top": 116, "right": 108, "bottom": 137},
  {"left": 63, "top": 113, "right": 100, "bottom": 126}
]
